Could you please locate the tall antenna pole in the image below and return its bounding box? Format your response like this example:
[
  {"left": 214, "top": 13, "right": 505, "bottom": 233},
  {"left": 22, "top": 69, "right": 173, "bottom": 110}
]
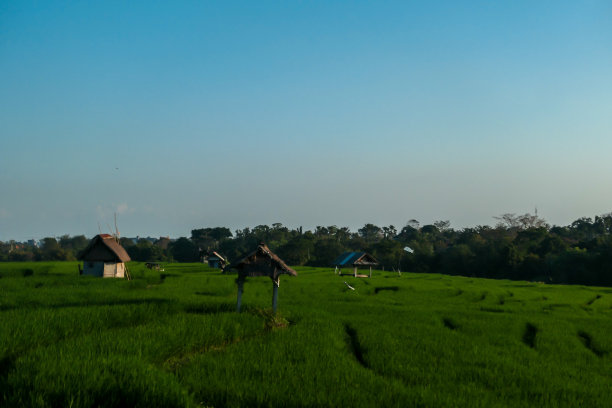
[{"left": 114, "top": 212, "right": 120, "bottom": 241}]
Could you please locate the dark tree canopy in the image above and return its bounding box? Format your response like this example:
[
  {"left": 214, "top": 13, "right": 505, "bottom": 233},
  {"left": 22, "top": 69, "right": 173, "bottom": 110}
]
[{"left": 3, "top": 212, "right": 612, "bottom": 286}]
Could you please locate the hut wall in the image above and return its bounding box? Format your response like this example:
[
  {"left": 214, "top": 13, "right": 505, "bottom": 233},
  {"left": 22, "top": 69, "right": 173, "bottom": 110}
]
[
  {"left": 83, "top": 261, "right": 104, "bottom": 277},
  {"left": 103, "top": 262, "right": 124, "bottom": 278},
  {"left": 116, "top": 262, "right": 125, "bottom": 278},
  {"left": 82, "top": 261, "right": 125, "bottom": 278}
]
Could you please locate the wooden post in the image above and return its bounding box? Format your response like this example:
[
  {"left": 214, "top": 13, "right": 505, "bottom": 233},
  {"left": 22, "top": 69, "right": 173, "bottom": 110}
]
[
  {"left": 272, "top": 277, "right": 280, "bottom": 313},
  {"left": 354, "top": 266, "right": 357, "bottom": 277},
  {"left": 369, "top": 266, "right": 372, "bottom": 278},
  {"left": 236, "top": 277, "right": 245, "bottom": 313}
]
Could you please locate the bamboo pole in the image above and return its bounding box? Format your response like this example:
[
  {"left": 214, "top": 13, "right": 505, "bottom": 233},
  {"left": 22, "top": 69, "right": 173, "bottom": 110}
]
[
  {"left": 272, "top": 277, "right": 280, "bottom": 313},
  {"left": 236, "top": 277, "right": 245, "bottom": 313}
]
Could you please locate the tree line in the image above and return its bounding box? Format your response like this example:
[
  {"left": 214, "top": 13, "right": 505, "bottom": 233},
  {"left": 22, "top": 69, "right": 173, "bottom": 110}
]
[{"left": 2, "top": 212, "right": 612, "bottom": 286}]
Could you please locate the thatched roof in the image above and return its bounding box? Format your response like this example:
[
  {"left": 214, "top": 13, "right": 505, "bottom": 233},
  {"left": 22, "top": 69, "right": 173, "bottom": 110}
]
[
  {"left": 333, "top": 252, "right": 379, "bottom": 267},
  {"left": 78, "top": 234, "right": 131, "bottom": 263},
  {"left": 229, "top": 242, "right": 297, "bottom": 280}
]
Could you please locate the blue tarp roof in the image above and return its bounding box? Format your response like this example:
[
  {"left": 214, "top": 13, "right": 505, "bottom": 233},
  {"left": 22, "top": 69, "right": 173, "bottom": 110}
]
[{"left": 333, "top": 252, "right": 378, "bottom": 266}]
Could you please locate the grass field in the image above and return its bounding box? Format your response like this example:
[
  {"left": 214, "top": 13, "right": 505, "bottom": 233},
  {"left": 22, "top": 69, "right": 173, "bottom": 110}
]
[{"left": 0, "top": 262, "right": 611, "bottom": 407}]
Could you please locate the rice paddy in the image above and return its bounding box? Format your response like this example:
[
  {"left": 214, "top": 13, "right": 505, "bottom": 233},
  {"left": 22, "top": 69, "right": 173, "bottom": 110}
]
[{"left": 0, "top": 262, "right": 610, "bottom": 407}]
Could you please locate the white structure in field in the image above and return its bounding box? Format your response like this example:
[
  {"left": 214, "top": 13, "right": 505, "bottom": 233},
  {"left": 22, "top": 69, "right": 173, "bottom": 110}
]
[{"left": 78, "top": 234, "right": 131, "bottom": 278}]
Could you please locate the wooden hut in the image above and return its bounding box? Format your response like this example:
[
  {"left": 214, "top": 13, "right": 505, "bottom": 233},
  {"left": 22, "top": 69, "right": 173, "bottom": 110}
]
[
  {"left": 333, "top": 252, "right": 379, "bottom": 278},
  {"left": 78, "top": 234, "right": 131, "bottom": 278},
  {"left": 205, "top": 251, "right": 227, "bottom": 269},
  {"left": 228, "top": 242, "right": 297, "bottom": 312}
]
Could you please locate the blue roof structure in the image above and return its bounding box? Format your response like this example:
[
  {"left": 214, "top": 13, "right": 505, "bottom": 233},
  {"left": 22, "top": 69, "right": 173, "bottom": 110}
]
[{"left": 333, "top": 252, "right": 378, "bottom": 267}]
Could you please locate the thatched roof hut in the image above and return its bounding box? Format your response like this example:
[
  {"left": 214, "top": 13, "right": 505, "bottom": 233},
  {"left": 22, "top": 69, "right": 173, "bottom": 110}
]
[
  {"left": 230, "top": 242, "right": 297, "bottom": 280},
  {"left": 229, "top": 242, "right": 297, "bottom": 312},
  {"left": 78, "top": 234, "right": 131, "bottom": 278}
]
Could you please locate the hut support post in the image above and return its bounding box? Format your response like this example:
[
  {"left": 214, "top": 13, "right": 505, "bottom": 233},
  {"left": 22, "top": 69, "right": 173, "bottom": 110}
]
[
  {"left": 236, "top": 277, "right": 245, "bottom": 313},
  {"left": 369, "top": 266, "right": 372, "bottom": 278},
  {"left": 354, "top": 266, "right": 357, "bottom": 277},
  {"left": 272, "top": 277, "right": 280, "bottom": 313}
]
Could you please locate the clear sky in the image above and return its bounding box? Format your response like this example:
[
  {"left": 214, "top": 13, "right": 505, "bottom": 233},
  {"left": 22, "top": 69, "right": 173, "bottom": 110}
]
[{"left": 1, "top": 1, "right": 611, "bottom": 241}]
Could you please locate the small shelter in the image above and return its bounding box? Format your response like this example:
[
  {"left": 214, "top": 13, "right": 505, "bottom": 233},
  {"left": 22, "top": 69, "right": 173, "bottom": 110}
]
[
  {"left": 78, "top": 234, "right": 131, "bottom": 278},
  {"left": 228, "top": 242, "right": 297, "bottom": 313},
  {"left": 204, "top": 251, "right": 227, "bottom": 269},
  {"left": 333, "top": 252, "right": 379, "bottom": 278},
  {"left": 145, "top": 262, "right": 164, "bottom": 271}
]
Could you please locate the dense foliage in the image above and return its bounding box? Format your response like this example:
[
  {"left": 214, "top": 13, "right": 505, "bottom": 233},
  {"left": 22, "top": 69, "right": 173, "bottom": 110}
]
[
  {"left": 0, "top": 262, "right": 610, "bottom": 407},
  {"left": 3, "top": 213, "right": 612, "bottom": 286}
]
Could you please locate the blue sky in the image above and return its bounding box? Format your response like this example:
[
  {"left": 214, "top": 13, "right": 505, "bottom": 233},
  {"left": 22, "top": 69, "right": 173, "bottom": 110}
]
[{"left": 1, "top": 1, "right": 611, "bottom": 240}]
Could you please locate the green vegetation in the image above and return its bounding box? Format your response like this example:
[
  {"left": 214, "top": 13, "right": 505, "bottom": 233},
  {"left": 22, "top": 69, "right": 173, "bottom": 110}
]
[
  {"left": 4, "top": 212, "right": 612, "bottom": 286},
  {"left": 1, "top": 262, "right": 610, "bottom": 407}
]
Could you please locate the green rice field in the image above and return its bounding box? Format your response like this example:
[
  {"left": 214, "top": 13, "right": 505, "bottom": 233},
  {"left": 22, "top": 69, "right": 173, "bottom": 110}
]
[{"left": 0, "top": 262, "right": 610, "bottom": 407}]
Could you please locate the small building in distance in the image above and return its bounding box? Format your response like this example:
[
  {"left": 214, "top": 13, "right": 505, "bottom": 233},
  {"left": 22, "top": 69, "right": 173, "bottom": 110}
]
[
  {"left": 205, "top": 251, "right": 227, "bottom": 269},
  {"left": 333, "top": 252, "right": 379, "bottom": 278},
  {"left": 78, "top": 234, "right": 131, "bottom": 278}
]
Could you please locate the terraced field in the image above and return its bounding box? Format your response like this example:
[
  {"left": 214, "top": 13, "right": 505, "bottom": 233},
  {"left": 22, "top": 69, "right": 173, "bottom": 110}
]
[{"left": 0, "top": 262, "right": 610, "bottom": 407}]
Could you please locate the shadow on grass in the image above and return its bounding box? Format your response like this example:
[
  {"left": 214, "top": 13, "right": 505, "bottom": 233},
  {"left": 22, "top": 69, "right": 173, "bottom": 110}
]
[
  {"left": 480, "top": 307, "right": 506, "bottom": 313},
  {"left": 0, "top": 298, "right": 173, "bottom": 312},
  {"left": 585, "top": 295, "right": 602, "bottom": 306},
  {"left": 476, "top": 292, "right": 488, "bottom": 301},
  {"left": 0, "top": 355, "right": 16, "bottom": 395},
  {"left": 345, "top": 324, "right": 369, "bottom": 369},
  {"left": 374, "top": 286, "right": 399, "bottom": 294},
  {"left": 450, "top": 289, "right": 464, "bottom": 297},
  {"left": 442, "top": 317, "right": 459, "bottom": 330},
  {"left": 184, "top": 303, "right": 236, "bottom": 315},
  {"left": 578, "top": 331, "right": 607, "bottom": 357},
  {"left": 522, "top": 323, "right": 538, "bottom": 349}
]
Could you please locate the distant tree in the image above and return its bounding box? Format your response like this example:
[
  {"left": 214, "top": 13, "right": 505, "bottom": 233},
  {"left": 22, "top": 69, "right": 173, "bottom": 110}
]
[
  {"left": 570, "top": 217, "right": 597, "bottom": 242},
  {"left": 407, "top": 219, "right": 420, "bottom": 229},
  {"left": 438, "top": 244, "right": 475, "bottom": 276},
  {"left": 433, "top": 220, "right": 451, "bottom": 232},
  {"left": 329, "top": 226, "right": 351, "bottom": 243},
  {"left": 315, "top": 226, "right": 329, "bottom": 237},
  {"left": 119, "top": 237, "right": 135, "bottom": 248},
  {"left": 40, "top": 237, "right": 69, "bottom": 260},
  {"left": 382, "top": 225, "right": 397, "bottom": 239},
  {"left": 155, "top": 237, "right": 171, "bottom": 250},
  {"left": 495, "top": 213, "right": 547, "bottom": 230},
  {"left": 370, "top": 239, "right": 404, "bottom": 270},
  {"left": 59, "top": 235, "right": 88, "bottom": 259},
  {"left": 170, "top": 237, "right": 199, "bottom": 262},
  {"left": 396, "top": 224, "right": 419, "bottom": 243},
  {"left": 421, "top": 225, "right": 440, "bottom": 235},
  {"left": 494, "top": 213, "right": 521, "bottom": 229},
  {"left": 594, "top": 214, "right": 612, "bottom": 235},
  {"left": 0, "top": 241, "right": 7, "bottom": 261},
  {"left": 310, "top": 239, "right": 346, "bottom": 267},
  {"left": 276, "top": 235, "right": 315, "bottom": 266},
  {"left": 358, "top": 224, "right": 383, "bottom": 243},
  {"left": 127, "top": 239, "right": 166, "bottom": 262},
  {"left": 517, "top": 213, "right": 549, "bottom": 230},
  {"left": 267, "top": 223, "right": 291, "bottom": 246},
  {"left": 191, "top": 227, "right": 232, "bottom": 250}
]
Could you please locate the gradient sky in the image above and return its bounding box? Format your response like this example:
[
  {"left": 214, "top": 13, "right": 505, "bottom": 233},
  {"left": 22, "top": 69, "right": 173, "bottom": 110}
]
[{"left": 1, "top": 1, "right": 611, "bottom": 241}]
